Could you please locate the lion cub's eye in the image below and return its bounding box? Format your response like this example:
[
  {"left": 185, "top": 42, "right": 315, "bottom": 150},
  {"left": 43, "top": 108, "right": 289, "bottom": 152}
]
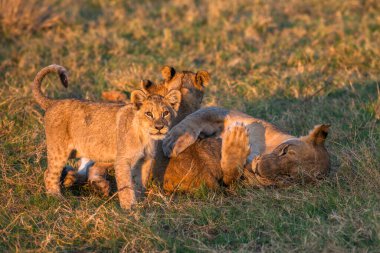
[
  {"left": 162, "top": 111, "right": 170, "bottom": 117},
  {"left": 145, "top": 112, "right": 153, "bottom": 118}
]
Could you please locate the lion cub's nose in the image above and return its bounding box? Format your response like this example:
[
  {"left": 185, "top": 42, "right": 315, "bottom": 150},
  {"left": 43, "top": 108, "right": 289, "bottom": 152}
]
[{"left": 155, "top": 123, "right": 164, "bottom": 130}]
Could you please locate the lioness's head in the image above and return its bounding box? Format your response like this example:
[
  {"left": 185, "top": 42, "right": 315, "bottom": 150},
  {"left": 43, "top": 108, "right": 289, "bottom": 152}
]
[
  {"left": 161, "top": 66, "right": 210, "bottom": 124},
  {"left": 131, "top": 81, "right": 182, "bottom": 140},
  {"left": 249, "top": 124, "right": 331, "bottom": 186}
]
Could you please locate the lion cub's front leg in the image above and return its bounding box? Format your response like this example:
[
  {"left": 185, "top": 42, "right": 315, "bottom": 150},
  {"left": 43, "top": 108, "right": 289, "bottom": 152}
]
[
  {"left": 115, "top": 155, "right": 138, "bottom": 209},
  {"left": 221, "top": 123, "right": 251, "bottom": 185},
  {"left": 115, "top": 151, "right": 155, "bottom": 209}
]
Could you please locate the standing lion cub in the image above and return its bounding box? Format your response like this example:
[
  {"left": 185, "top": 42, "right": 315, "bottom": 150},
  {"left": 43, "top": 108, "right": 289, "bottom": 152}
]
[{"left": 33, "top": 64, "right": 181, "bottom": 209}]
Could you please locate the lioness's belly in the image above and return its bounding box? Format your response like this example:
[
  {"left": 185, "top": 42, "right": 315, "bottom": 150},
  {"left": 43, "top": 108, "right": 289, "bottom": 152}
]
[{"left": 163, "top": 138, "right": 223, "bottom": 192}]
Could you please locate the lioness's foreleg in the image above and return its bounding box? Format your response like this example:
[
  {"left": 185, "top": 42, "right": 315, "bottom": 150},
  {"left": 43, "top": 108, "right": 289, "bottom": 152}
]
[
  {"left": 221, "top": 124, "right": 250, "bottom": 185},
  {"left": 163, "top": 107, "right": 230, "bottom": 157}
]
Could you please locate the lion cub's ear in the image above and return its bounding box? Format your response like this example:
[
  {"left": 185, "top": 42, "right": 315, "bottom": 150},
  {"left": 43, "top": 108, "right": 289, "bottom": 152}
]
[
  {"left": 161, "top": 66, "right": 176, "bottom": 81},
  {"left": 306, "top": 124, "right": 331, "bottom": 145},
  {"left": 141, "top": 79, "right": 155, "bottom": 92},
  {"left": 164, "top": 90, "right": 182, "bottom": 112},
  {"left": 195, "top": 70, "right": 210, "bottom": 89},
  {"left": 131, "top": 89, "right": 147, "bottom": 110}
]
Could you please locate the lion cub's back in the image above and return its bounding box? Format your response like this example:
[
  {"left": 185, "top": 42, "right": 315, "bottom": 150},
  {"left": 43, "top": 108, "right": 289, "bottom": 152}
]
[{"left": 44, "top": 99, "right": 130, "bottom": 160}]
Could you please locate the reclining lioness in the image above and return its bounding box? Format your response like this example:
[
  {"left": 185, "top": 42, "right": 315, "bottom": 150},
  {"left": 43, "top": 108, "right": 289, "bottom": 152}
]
[
  {"left": 162, "top": 107, "right": 330, "bottom": 191},
  {"left": 33, "top": 65, "right": 181, "bottom": 208}
]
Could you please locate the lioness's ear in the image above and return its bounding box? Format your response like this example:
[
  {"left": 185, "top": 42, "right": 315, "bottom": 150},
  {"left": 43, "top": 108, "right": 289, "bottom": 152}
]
[
  {"left": 307, "top": 124, "right": 330, "bottom": 145},
  {"left": 131, "top": 89, "right": 147, "bottom": 110},
  {"left": 141, "top": 79, "right": 154, "bottom": 92},
  {"left": 195, "top": 70, "right": 210, "bottom": 89},
  {"left": 164, "top": 90, "right": 181, "bottom": 112},
  {"left": 161, "top": 66, "right": 176, "bottom": 81}
]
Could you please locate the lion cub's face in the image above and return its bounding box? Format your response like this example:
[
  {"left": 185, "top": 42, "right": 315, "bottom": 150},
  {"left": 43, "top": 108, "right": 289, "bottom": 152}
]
[
  {"left": 251, "top": 124, "right": 331, "bottom": 186},
  {"left": 161, "top": 66, "right": 210, "bottom": 123},
  {"left": 131, "top": 88, "right": 182, "bottom": 140}
]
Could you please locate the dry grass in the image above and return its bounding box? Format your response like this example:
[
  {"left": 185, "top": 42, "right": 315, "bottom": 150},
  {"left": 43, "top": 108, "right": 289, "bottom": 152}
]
[{"left": 0, "top": 0, "right": 379, "bottom": 251}]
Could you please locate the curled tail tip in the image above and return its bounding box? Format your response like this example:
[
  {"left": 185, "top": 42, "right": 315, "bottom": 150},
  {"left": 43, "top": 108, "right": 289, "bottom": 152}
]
[
  {"left": 58, "top": 70, "right": 68, "bottom": 88},
  {"left": 49, "top": 64, "right": 68, "bottom": 88}
]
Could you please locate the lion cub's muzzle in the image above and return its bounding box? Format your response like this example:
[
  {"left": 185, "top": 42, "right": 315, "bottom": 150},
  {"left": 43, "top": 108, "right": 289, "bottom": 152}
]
[{"left": 149, "top": 120, "right": 169, "bottom": 140}]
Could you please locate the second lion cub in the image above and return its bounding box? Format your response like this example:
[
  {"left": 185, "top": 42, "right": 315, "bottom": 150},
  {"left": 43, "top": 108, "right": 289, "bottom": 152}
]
[{"left": 33, "top": 64, "right": 181, "bottom": 209}]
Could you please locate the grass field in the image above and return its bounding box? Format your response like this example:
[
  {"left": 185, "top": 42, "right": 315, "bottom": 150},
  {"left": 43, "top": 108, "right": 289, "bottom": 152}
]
[{"left": 1, "top": 0, "right": 380, "bottom": 251}]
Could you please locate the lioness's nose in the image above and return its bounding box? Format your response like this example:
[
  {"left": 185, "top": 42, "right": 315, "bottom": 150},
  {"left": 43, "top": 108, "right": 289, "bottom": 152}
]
[{"left": 155, "top": 123, "right": 164, "bottom": 130}]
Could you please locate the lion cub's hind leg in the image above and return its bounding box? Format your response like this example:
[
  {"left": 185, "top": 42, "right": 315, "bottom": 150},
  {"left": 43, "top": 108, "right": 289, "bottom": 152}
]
[
  {"left": 45, "top": 141, "right": 72, "bottom": 196},
  {"left": 221, "top": 123, "right": 251, "bottom": 185}
]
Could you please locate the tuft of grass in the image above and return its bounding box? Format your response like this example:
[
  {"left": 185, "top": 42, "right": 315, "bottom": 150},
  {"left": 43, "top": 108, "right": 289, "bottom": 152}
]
[{"left": 1, "top": 0, "right": 380, "bottom": 251}]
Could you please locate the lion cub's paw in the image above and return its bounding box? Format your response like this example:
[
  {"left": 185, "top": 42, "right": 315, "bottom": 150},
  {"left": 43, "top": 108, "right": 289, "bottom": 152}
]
[
  {"left": 88, "top": 166, "right": 110, "bottom": 197},
  {"left": 61, "top": 166, "right": 77, "bottom": 188},
  {"left": 221, "top": 123, "right": 251, "bottom": 185},
  {"left": 119, "top": 190, "right": 137, "bottom": 210},
  {"left": 89, "top": 177, "right": 110, "bottom": 197}
]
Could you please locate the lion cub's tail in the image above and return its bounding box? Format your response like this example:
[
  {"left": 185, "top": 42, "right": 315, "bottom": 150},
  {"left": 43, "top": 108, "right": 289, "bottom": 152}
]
[{"left": 32, "top": 64, "right": 69, "bottom": 110}]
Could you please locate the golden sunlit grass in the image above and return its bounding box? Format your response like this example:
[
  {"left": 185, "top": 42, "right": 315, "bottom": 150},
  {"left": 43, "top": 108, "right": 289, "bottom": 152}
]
[{"left": 0, "top": 0, "right": 379, "bottom": 251}]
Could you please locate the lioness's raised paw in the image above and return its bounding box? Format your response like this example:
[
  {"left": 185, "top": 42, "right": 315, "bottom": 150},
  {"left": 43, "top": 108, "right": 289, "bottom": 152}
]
[
  {"left": 221, "top": 123, "right": 251, "bottom": 185},
  {"left": 163, "top": 127, "right": 199, "bottom": 157}
]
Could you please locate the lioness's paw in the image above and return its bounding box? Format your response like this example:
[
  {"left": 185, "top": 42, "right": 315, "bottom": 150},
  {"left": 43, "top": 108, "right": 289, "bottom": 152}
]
[
  {"left": 163, "top": 129, "right": 198, "bottom": 157},
  {"left": 221, "top": 123, "right": 251, "bottom": 184},
  {"left": 222, "top": 123, "right": 250, "bottom": 161}
]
